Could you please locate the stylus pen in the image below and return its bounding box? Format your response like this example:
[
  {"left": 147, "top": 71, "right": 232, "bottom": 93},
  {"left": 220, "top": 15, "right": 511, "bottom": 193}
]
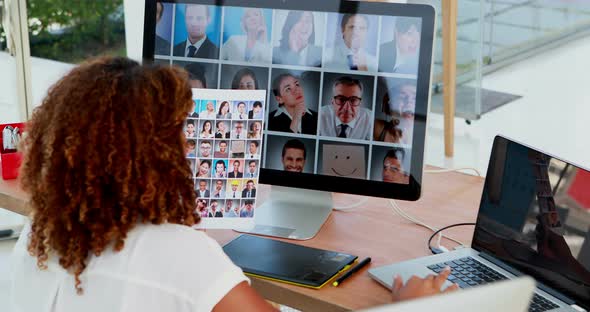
[
  {"left": 333, "top": 257, "right": 371, "bottom": 287},
  {"left": 0, "top": 229, "right": 14, "bottom": 240}
]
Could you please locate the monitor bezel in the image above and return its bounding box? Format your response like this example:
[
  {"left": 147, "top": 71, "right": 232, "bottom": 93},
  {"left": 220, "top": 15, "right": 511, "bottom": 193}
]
[{"left": 143, "top": 0, "right": 436, "bottom": 201}]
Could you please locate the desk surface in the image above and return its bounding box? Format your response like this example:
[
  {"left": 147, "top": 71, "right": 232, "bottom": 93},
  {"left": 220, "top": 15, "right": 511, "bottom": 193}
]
[{"left": 0, "top": 169, "right": 483, "bottom": 311}]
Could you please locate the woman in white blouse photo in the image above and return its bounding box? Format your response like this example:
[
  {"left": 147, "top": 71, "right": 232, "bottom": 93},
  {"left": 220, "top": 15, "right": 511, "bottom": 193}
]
[{"left": 221, "top": 8, "right": 271, "bottom": 63}]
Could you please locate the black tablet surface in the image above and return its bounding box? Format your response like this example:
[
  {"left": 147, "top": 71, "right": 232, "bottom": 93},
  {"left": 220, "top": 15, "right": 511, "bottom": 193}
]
[{"left": 223, "top": 234, "right": 357, "bottom": 288}]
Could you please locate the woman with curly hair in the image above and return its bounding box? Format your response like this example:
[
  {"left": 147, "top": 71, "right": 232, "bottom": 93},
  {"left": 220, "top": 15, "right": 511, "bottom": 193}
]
[
  {"left": 10, "top": 57, "right": 277, "bottom": 312},
  {"left": 11, "top": 57, "right": 455, "bottom": 312}
]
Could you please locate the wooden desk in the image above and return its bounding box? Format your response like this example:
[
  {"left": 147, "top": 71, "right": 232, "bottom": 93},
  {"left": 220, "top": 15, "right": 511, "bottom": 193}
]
[
  {"left": 0, "top": 178, "right": 28, "bottom": 216},
  {"left": 0, "top": 170, "right": 483, "bottom": 311}
]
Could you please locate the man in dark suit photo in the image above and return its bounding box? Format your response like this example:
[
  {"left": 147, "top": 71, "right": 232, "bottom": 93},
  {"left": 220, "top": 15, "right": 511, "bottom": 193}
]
[
  {"left": 196, "top": 180, "right": 210, "bottom": 198},
  {"left": 173, "top": 4, "right": 219, "bottom": 59},
  {"left": 241, "top": 180, "right": 257, "bottom": 198},
  {"left": 378, "top": 17, "right": 421, "bottom": 74},
  {"left": 248, "top": 101, "right": 264, "bottom": 119}
]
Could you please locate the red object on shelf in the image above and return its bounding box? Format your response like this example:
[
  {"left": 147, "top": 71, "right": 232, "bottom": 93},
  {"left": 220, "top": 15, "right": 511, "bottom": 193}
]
[
  {"left": 1, "top": 123, "right": 25, "bottom": 180},
  {"left": 566, "top": 169, "right": 590, "bottom": 210}
]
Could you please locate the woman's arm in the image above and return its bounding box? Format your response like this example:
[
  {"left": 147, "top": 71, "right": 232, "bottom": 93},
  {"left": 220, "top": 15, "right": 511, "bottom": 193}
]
[
  {"left": 214, "top": 269, "right": 458, "bottom": 311},
  {"left": 213, "top": 282, "right": 277, "bottom": 312}
]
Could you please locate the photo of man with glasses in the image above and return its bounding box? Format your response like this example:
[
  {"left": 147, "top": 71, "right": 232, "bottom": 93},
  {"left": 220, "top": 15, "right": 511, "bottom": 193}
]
[
  {"left": 381, "top": 149, "right": 409, "bottom": 184},
  {"left": 319, "top": 76, "right": 372, "bottom": 140},
  {"left": 373, "top": 79, "right": 416, "bottom": 145},
  {"left": 232, "top": 121, "right": 245, "bottom": 139}
]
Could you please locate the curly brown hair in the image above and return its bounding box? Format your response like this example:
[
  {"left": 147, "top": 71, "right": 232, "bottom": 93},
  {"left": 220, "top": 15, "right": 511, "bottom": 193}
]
[{"left": 20, "top": 57, "right": 199, "bottom": 294}]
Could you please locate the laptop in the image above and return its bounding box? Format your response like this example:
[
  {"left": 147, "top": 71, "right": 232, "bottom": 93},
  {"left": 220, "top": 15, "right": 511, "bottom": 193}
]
[
  {"left": 359, "top": 277, "right": 535, "bottom": 312},
  {"left": 369, "top": 135, "right": 590, "bottom": 312}
]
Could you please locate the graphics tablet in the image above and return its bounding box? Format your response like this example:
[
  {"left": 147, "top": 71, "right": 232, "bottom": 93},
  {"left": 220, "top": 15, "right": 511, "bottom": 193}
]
[{"left": 223, "top": 234, "right": 357, "bottom": 288}]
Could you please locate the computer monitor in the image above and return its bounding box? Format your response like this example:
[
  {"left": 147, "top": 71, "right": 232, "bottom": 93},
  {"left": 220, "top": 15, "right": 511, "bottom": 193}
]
[{"left": 142, "top": 0, "right": 436, "bottom": 239}]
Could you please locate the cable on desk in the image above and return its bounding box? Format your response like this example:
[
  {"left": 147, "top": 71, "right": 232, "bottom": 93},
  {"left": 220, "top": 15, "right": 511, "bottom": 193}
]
[
  {"left": 424, "top": 167, "right": 482, "bottom": 177},
  {"left": 428, "top": 223, "right": 476, "bottom": 254},
  {"left": 333, "top": 196, "right": 369, "bottom": 211},
  {"left": 388, "top": 199, "right": 466, "bottom": 247}
]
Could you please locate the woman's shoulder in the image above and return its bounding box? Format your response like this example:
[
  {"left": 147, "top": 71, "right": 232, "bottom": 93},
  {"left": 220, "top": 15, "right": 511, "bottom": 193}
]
[
  {"left": 127, "top": 224, "right": 223, "bottom": 262},
  {"left": 136, "top": 223, "right": 209, "bottom": 246}
]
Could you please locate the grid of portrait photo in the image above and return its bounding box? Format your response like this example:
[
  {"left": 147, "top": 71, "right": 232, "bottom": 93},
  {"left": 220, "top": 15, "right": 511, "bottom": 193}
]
[
  {"left": 155, "top": 2, "right": 423, "bottom": 186},
  {"left": 185, "top": 89, "right": 266, "bottom": 223}
]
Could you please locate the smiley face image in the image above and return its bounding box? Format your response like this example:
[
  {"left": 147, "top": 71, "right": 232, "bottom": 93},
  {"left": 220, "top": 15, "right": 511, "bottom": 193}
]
[{"left": 321, "top": 144, "right": 366, "bottom": 179}]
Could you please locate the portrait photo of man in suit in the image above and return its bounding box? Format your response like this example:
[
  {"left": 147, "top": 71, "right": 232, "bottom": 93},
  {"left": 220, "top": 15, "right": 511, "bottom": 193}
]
[
  {"left": 265, "top": 135, "right": 316, "bottom": 174},
  {"left": 173, "top": 4, "right": 220, "bottom": 59},
  {"left": 242, "top": 180, "right": 257, "bottom": 198},
  {"left": 324, "top": 13, "right": 378, "bottom": 72},
  {"left": 320, "top": 75, "right": 373, "bottom": 140},
  {"left": 378, "top": 17, "right": 422, "bottom": 74},
  {"left": 244, "top": 160, "right": 258, "bottom": 178},
  {"left": 212, "top": 180, "right": 226, "bottom": 198},
  {"left": 196, "top": 180, "right": 210, "bottom": 198},
  {"left": 248, "top": 101, "right": 264, "bottom": 119},
  {"left": 370, "top": 146, "right": 410, "bottom": 185}
]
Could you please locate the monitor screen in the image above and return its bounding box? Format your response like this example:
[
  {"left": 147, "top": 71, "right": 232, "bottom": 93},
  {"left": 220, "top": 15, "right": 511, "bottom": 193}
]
[
  {"left": 473, "top": 136, "right": 590, "bottom": 309},
  {"left": 143, "top": 0, "right": 435, "bottom": 200}
]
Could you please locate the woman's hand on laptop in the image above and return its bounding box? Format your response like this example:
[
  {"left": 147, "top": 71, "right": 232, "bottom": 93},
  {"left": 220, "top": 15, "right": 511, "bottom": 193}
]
[{"left": 391, "top": 267, "right": 459, "bottom": 302}]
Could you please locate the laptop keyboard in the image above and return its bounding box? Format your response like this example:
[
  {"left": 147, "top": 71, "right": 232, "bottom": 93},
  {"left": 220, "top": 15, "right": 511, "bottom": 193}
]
[{"left": 427, "top": 257, "right": 560, "bottom": 312}]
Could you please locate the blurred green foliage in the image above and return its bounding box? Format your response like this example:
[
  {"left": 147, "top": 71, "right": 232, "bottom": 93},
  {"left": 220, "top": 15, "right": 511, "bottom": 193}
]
[{"left": 27, "top": 0, "right": 125, "bottom": 63}]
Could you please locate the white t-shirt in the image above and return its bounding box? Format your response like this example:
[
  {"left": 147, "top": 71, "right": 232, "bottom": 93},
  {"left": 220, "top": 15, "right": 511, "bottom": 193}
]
[{"left": 11, "top": 222, "right": 249, "bottom": 312}]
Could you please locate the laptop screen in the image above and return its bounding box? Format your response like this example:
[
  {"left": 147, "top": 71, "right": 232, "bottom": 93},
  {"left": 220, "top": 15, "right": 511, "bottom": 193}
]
[{"left": 472, "top": 136, "right": 590, "bottom": 309}]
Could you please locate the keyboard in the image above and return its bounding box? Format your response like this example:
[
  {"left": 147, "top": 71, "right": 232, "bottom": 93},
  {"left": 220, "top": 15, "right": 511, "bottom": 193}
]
[{"left": 427, "top": 257, "right": 560, "bottom": 312}]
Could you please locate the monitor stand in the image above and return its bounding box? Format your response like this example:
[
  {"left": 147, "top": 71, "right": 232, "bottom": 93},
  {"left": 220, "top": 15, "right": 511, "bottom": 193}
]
[{"left": 239, "top": 185, "right": 333, "bottom": 240}]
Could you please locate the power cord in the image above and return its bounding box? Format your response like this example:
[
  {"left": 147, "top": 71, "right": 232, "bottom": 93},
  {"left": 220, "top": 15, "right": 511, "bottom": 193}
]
[
  {"left": 389, "top": 200, "right": 466, "bottom": 247},
  {"left": 424, "top": 167, "right": 482, "bottom": 177},
  {"left": 333, "top": 196, "right": 369, "bottom": 211},
  {"left": 428, "top": 223, "right": 476, "bottom": 254}
]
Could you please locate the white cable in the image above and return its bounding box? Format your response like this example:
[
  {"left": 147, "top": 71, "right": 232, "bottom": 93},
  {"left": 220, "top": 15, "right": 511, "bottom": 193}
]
[
  {"left": 333, "top": 197, "right": 369, "bottom": 211},
  {"left": 389, "top": 202, "right": 446, "bottom": 250},
  {"left": 425, "top": 167, "right": 482, "bottom": 177},
  {"left": 388, "top": 199, "right": 466, "bottom": 247}
]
